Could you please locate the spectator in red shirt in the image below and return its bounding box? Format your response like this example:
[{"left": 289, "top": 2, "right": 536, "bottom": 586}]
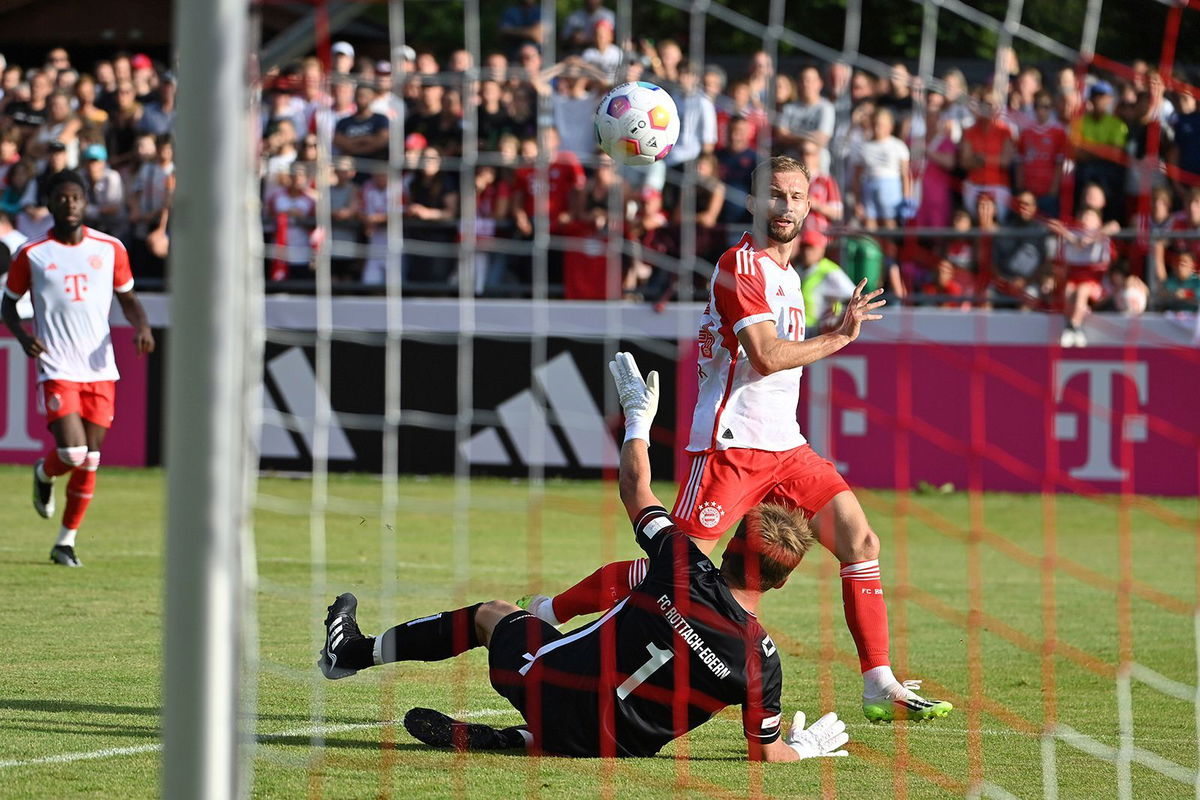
[
  {"left": 512, "top": 127, "right": 585, "bottom": 238},
  {"left": 1049, "top": 208, "right": 1111, "bottom": 347},
  {"left": 715, "top": 80, "right": 767, "bottom": 151},
  {"left": 1017, "top": 90, "right": 1068, "bottom": 217},
  {"left": 961, "top": 89, "right": 1016, "bottom": 221},
  {"left": 562, "top": 152, "right": 622, "bottom": 300},
  {"left": 469, "top": 164, "right": 513, "bottom": 296},
  {"left": 800, "top": 139, "right": 842, "bottom": 234}
]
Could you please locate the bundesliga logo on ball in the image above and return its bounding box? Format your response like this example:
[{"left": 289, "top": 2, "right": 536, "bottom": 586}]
[{"left": 594, "top": 81, "right": 680, "bottom": 167}]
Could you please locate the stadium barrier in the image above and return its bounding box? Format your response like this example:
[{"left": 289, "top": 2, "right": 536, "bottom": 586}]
[{"left": 4, "top": 297, "right": 1195, "bottom": 497}]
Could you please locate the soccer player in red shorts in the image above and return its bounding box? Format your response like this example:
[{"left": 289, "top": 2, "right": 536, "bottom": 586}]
[
  {"left": 521, "top": 157, "right": 951, "bottom": 722},
  {"left": 1, "top": 170, "right": 154, "bottom": 567}
]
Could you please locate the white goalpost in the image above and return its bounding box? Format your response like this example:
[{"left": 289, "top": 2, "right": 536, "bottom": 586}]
[{"left": 162, "top": 0, "right": 258, "bottom": 798}]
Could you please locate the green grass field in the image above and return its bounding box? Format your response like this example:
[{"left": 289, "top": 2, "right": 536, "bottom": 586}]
[{"left": 0, "top": 465, "right": 1196, "bottom": 798}]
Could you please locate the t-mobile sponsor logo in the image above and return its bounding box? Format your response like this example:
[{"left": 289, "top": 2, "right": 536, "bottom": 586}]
[
  {"left": 0, "top": 338, "right": 42, "bottom": 451},
  {"left": 1053, "top": 360, "right": 1149, "bottom": 482},
  {"left": 804, "top": 356, "right": 869, "bottom": 473}
]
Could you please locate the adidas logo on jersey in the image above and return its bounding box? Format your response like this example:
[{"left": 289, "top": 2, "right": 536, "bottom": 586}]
[{"left": 776, "top": 286, "right": 786, "bottom": 296}]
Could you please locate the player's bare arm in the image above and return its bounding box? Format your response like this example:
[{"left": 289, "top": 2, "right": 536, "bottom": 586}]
[
  {"left": 115, "top": 289, "right": 155, "bottom": 356},
  {"left": 738, "top": 279, "right": 885, "bottom": 376},
  {"left": 1, "top": 293, "right": 45, "bottom": 358}
]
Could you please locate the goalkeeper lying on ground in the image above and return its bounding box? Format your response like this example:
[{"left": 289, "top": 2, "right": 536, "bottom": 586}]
[{"left": 317, "top": 352, "right": 850, "bottom": 761}]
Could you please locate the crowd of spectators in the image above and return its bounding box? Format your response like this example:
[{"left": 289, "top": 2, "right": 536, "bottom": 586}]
[{"left": 4, "top": 9, "right": 1199, "bottom": 342}]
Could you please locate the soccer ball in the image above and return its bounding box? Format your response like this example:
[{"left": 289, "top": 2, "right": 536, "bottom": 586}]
[{"left": 594, "top": 81, "right": 680, "bottom": 167}]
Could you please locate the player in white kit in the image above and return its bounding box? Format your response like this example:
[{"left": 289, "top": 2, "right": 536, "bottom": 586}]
[
  {"left": 522, "top": 156, "right": 951, "bottom": 722},
  {"left": 1, "top": 170, "right": 154, "bottom": 567}
]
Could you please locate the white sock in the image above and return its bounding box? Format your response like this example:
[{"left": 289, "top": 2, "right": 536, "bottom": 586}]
[
  {"left": 862, "top": 665, "right": 901, "bottom": 698},
  {"left": 56, "top": 527, "right": 77, "bottom": 548},
  {"left": 528, "top": 595, "right": 560, "bottom": 626},
  {"left": 36, "top": 461, "right": 53, "bottom": 483}
]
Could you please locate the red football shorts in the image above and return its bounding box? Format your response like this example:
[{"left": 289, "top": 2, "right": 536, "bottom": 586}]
[
  {"left": 671, "top": 445, "right": 850, "bottom": 540},
  {"left": 39, "top": 380, "right": 117, "bottom": 428},
  {"left": 1065, "top": 277, "right": 1104, "bottom": 303}
]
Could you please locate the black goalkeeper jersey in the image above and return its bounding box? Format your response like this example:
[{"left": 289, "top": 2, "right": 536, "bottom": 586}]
[{"left": 518, "top": 506, "right": 784, "bottom": 757}]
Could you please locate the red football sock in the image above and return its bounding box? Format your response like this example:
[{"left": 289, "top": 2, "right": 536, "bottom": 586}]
[
  {"left": 42, "top": 447, "right": 83, "bottom": 478},
  {"left": 840, "top": 559, "right": 891, "bottom": 672},
  {"left": 62, "top": 452, "right": 100, "bottom": 531},
  {"left": 551, "top": 558, "right": 649, "bottom": 624}
]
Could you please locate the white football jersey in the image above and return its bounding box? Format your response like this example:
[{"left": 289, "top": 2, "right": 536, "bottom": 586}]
[
  {"left": 3, "top": 227, "right": 134, "bottom": 383},
  {"left": 687, "top": 232, "right": 807, "bottom": 453}
]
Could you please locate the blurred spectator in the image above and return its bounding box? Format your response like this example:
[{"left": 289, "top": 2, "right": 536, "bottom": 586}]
[
  {"left": 359, "top": 170, "right": 389, "bottom": 286},
  {"left": 582, "top": 19, "right": 621, "bottom": 83},
  {"left": 960, "top": 89, "right": 1014, "bottom": 221},
  {"left": 1168, "top": 87, "right": 1199, "bottom": 202},
  {"left": 92, "top": 60, "right": 117, "bottom": 111},
  {"left": 702, "top": 64, "right": 727, "bottom": 108},
  {"left": 563, "top": 155, "right": 622, "bottom": 300},
  {"left": 334, "top": 85, "right": 389, "bottom": 161},
  {"left": 624, "top": 187, "right": 674, "bottom": 302},
  {"left": 139, "top": 71, "right": 176, "bottom": 136},
  {"left": 1124, "top": 87, "right": 1172, "bottom": 211},
  {"left": 406, "top": 146, "right": 460, "bottom": 285},
  {"left": 944, "top": 208, "right": 976, "bottom": 274},
  {"left": 562, "top": 0, "right": 615, "bottom": 54},
  {"left": 106, "top": 81, "right": 144, "bottom": 174},
  {"left": 477, "top": 79, "right": 519, "bottom": 151},
  {"left": 371, "top": 61, "right": 405, "bottom": 121},
  {"left": 469, "top": 164, "right": 513, "bottom": 296},
  {"left": 1007, "top": 66, "right": 1044, "bottom": 132},
  {"left": 267, "top": 162, "right": 317, "bottom": 279},
  {"left": 778, "top": 65, "right": 835, "bottom": 163},
  {"left": 853, "top": 107, "right": 911, "bottom": 230},
  {"left": 296, "top": 133, "right": 320, "bottom": 169},
  {"left": 327, "top": 156, "right": 362, "bottom": 281},
  {"left": 877, "top": 63, "right": 914, "bottom": 131},
  {"left": 665, "top": 61, "right": 717, "bottom": 168},
  {"left": 74, "top": 73, "right": 108, "bottom": 128},
  {"left": 1157, "top": 186, "right": 1200, "bottom": 277},
  {"left": 670, "top": 151, "right": 725, "bottom": 262},
  {"left": 1050, "top": 208, "right": 1111, "bottom": 346},
  {"left": 989, "top": 190, "right": 1049, "bottom": 305},
  {"left": 922, "top": 256, "right": 970, "bottom": 309},
  {"left": 799, "top": 140, "right": 842, "bottom": 234},
  {"left": 1147, "top": 185, "right": 1175, "bottom": 284},
  {"left": 31, "top": 92, "right": 80, "bottom": 168},
  {"left": 1161, "top": 249, "right": 1199, "bottom": 311},
  {"left": 500, "top": 0, "right": 543, "bottom": 55},
  {"left": 646, "top": 39, "right": 684, "bottom": 89},
  {"left": 1075, "top": 81, "right": 1127, "bottom": 224},
  {"left": 0, "top": 158, "right": 36, "bottom": 219},
  {"left": 0, "top": 130, "right": 19, "bottom": 184},
  {"left": 331, "top": 41, "right": 355, "bottom": 75},
  {"left": 6, "top": 71, "right": 53, "bottom": 136},
  {"left": 1077, "top": 181, "right": 1121, "bottom": 235},
  {"left": 940, "top": 68, "right": 974, "bottom": 134},
  {"left": 716, "top": 116, "right": 756, "bottom": 224},
  {"left": 128, "top": 134, "right": 174, "bottom": 279},
  {"left": 716, "top": 80, "right": 767, "bottom": 151},
  {"left": 911, "top": 110, "right": 957, "bottom": 229},
  {"left": 81, "top": 144, "right": 126, "bottom": 239},
  {"left": 1054, "top": 66, "right": 1082, "bottom": 123},
  {"left": 513, "top": 127, "right": 584, "bottom": 237},
  {"left": 483, "top": 52, "right": 509, "bottom": 82},
  {"left": 745, "top": 50, "right": 773, "bottom": 108},
  {"left": 1016, "top": 90, "right": 1067, "bottom": 217},
  {"left": 263, "top": 119, "right": 299, "bottom": 180},
  {"left": 1108, "top": 261, "right": 1149, "bottom": 315},
  {"left": 540, "top": 58, "right": 606, "bottom": 162},
  {"left": 797, "top": 228, "right": 855, "bottom": 331}
]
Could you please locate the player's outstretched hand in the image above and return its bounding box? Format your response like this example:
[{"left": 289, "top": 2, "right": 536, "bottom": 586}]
[
  {"left": 784, "top": 710, "right": 850, "bottom": 759},
  {"left": 134, "top": 327, "right": 156, "bottom": 356},
  {"left": 835, "top": 279, "right": 886, "bottom": 342},
  {"left": 20, "top": 335, "right": 46, "bottom": 359},
  {"left": 609, "top": 351, "right": 659, "bottom": 442}
]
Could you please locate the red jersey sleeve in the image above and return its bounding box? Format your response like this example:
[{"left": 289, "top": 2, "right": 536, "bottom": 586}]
[
  {"left": 113, "top": 241, "right": 135, "bottom": 293},
  {"left": 4, "top": 245, "right": 30, "bottom": 299},
  {"left": 713, "top": 248, "right": 774, "bottom": 334}
]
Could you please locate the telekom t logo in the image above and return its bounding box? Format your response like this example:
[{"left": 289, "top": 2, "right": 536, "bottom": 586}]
[
  {"left": 64, "top": 273, "right": 88, "bottom": 302},
  {"left": 1053, "top": 360, "right": 1149, "bottom": 481}
]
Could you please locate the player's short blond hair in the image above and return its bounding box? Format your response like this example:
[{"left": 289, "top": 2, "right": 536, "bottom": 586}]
[
  {"left": 720, "top": 503, "right": 816, "bottom": 591},
  {"left": 750, "top": 155, "right": 810, "bottom": 196}
]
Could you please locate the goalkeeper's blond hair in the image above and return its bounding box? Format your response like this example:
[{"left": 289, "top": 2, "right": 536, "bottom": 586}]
[{"left": 719, "top": 503, "right": 815, "bottom": 592}]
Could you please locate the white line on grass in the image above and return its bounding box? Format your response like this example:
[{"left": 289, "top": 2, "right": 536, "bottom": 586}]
[{"left": 0, "top": 710, "right": 518, "bottom": 770}]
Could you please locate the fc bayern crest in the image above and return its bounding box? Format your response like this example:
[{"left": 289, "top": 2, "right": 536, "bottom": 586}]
[
  {"left": 88, "top": 254, "right": 104, "bottom": 270},
  {"left": 697, "top": 500, "right": 725, "bottom": 529}
]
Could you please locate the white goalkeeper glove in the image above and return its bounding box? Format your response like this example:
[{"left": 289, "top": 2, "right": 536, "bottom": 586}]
[
  {"left": 784, "top": 710, "right": 850, "bottom": 760},
  {"left": 608, "top": 351, "right": 659, "bottom": 444}
]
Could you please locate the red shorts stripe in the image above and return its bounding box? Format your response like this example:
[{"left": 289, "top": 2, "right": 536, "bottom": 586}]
[{"left": 670, "top": 445, "right": 850, "bottom": 540}]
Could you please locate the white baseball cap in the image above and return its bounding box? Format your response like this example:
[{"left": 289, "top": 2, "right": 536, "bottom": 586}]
[{"left": 331, "top": 41, "right": 354, "bottom": 58}]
